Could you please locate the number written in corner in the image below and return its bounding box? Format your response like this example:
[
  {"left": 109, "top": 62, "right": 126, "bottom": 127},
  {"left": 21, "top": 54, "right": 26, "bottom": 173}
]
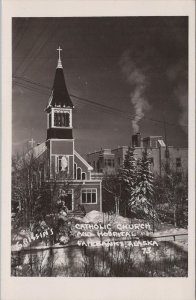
[{"left": 141, "top": 247, "right": 152, "bottom": 254}]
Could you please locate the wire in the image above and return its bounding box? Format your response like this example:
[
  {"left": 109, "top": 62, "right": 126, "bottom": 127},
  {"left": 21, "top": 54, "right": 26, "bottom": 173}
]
[
  {"left": 13, "top": 81, "right": 49, "bottom": 97},
  {"left": 13, "top": 19, "right": 29, "bottom": 53},
  {"left": 21, "top": 20, "right": 60, "bottom": 76},
  {"left": 12, "top": 75, "right": 188, "bottom": 128},
  {"left": 14, "top": 20, "right": 55, "bottom": 75},
  {"left": 13, "top": 75, "right": 51, "bottom": 90}
]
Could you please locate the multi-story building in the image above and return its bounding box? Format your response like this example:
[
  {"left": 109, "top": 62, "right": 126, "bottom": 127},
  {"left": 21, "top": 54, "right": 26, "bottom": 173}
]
[{"left": 87, "top": 133, "right": 188, "bottom": 177}]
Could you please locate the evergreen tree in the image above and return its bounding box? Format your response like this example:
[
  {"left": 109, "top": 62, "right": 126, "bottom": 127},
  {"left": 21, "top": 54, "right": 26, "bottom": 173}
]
[
  {"left": 130, "top": 150, "right": 155, "bottom": 219},
  {"left": 120, "top": 147, "right": 137, "bottom": 215}
]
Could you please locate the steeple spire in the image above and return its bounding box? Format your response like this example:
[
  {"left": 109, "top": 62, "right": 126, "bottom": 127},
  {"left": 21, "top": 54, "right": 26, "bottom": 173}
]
[
  {"left": 57, "top": 46, "right": 63, "bottom": 69},
  {"left": 45, "top": 47, "right": 74, "bottom": 112}
]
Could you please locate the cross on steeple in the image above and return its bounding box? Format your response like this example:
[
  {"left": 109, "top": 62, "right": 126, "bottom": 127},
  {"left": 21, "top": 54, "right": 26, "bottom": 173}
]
[
  {"left": 57, "top": 46, "right": 62, "bottom": 60},
  {"left": 56, "top": 46, "right": 63, "bottom": 69}
]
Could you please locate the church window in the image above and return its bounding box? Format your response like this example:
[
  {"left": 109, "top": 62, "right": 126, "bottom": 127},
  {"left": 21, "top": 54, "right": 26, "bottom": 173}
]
[
  {"left": 58, "top": 156, "right": 62, "bottom": 172},
  {"left": 57, "top": 155, "right": 69, "bottom": 173},
  {"left": 54, "top": 113, "right": 58, "bottom": 126},
  {"left": 54, "top": 112, "right": 70, "bottom": 127},
  {"left": 77, "top": 167, "right": 81, "bottom": 180},
  {"left": 82, "top": 172, "right": 86, "bottom": 180},
  {"left": 62, "top": 113, "right": 66, "bottom": 126},
  {"left": 81, "top": 189, "right": 97, "bottom": 204},
  {"left": 65, "top": 113, "right": 70, "bottom": 127},
  {"left": 49, "top": 114, "right": 51, "bottom": 128},
  {"left": 74, "top": 163, "right": 77, "bottom": 179},
  {"left": 57, "top": 113, "right": 61, "bottom": 126}
]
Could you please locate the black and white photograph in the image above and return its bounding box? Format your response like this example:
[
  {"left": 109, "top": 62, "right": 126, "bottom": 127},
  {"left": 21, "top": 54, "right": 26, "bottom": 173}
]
[
  {"left": 1, "top": 1, "right": 195, "bottom": 299},
  {"left": 11, "top": 16, "right": 190, "bottom": 278}
]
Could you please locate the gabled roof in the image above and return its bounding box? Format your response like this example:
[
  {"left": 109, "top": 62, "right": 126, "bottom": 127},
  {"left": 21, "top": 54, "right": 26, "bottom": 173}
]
[
  {"left": 15, "top": 142, "right": 47, "bottom": 170},
  {"left": 33, "top": 142, "right": 47, "bottom": 159},
  {"left": 74, "top": 150, "right": 93, "bottom": 171},
  {"left": 46, "top": 50, "right": 74, "bottom": 110}
]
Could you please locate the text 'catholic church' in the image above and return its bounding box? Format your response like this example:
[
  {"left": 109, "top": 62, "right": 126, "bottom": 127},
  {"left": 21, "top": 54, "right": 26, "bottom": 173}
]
[{"left": 30, "top": 47, "right": 102, "bottom": 213}]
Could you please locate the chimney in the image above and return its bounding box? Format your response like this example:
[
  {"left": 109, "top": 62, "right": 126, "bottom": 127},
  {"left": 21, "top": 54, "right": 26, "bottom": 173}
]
[{"left": 132, "top": 132, "right": 141, "bottom": 148}]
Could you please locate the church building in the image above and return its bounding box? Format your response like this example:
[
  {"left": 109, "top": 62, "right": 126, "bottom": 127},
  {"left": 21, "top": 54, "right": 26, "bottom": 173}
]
[{"left": 29, "top": 47, "right": 102, "bottom": 213}]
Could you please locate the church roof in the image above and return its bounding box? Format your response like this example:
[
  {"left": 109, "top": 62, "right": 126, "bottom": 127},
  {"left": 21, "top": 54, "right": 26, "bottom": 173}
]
[
  {"left": 46, "top": 47, "right": 74, "bottom": 110},
  {"left": 14, "top": 142, "right": 47, "bottom": 170}
]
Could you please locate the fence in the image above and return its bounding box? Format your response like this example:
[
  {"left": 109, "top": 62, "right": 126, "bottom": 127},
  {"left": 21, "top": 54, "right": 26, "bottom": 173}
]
[{"left": 11, "top": 233, "right": 188, "bottom": 277}]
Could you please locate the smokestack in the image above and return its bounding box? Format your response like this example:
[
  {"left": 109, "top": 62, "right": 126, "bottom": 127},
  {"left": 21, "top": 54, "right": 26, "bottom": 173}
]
[{"left": 132, "top": 132, "right": 141, "bottom": 148}]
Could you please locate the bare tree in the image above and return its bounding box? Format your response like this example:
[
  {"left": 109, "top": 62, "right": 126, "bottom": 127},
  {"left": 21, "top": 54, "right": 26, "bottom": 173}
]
[
  {"left": 12, "top": 149, "right": 46, "bottom": 227},
  {"left": 155, "top": 161, "right": 188, "bottom": 227}
]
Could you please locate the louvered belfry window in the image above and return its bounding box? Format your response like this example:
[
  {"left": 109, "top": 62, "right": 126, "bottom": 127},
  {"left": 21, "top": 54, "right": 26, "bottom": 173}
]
[{"left": 54, "top": 112, "right": 70, "bottom": 127}]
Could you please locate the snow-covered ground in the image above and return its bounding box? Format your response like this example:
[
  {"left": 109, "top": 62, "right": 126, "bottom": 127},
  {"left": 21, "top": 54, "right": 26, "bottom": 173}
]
[
  {"left": 11, "top": 210, "right": 188, "bottom": 251},
  {"left": 11, "top": 211, "right": 188, "bottom": 277}
]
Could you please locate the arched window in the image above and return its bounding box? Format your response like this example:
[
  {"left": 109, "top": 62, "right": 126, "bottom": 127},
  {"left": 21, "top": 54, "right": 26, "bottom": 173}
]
[
  {"left": 77, "top": 167, "right": 81, "bottom": 180},
  {"left": 82, "top": 172, "right": 86, "bottom": 180}
]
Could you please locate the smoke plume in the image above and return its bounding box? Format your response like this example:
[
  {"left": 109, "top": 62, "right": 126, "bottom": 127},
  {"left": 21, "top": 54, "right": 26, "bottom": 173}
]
[{"left": 120, "top": 51, "right": 151, "bottom": 133}]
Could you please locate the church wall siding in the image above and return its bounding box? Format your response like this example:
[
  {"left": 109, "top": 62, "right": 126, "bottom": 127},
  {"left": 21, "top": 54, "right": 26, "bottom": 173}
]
[
  {"left": 51, "top": 140, "right": 73, "bottom": 155},
  {"left": 50, "top": 155, "right": 56, "bottom": 179},
  {"left": 72, "top": 182, "right": 101, "bottom": 212},
  {"left": 74, "top": 155, "right": 90, "bottom": 178}
]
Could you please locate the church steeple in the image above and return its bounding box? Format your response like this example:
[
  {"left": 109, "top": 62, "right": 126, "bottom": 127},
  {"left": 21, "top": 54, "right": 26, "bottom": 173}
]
[
  {"left": 46, "top": 46, "right": 74, "bottom": 110},
  {"left": 46, "top": 47, "right": 74, "bottom": 140}
]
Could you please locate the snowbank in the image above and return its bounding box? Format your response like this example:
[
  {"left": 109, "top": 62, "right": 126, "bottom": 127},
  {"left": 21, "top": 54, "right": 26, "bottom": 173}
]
[
  {"left": 82, "top": 210, "right": 107, "bottom": 223},
  {"left": 83, "top": 210, "right": 149, "bottom": 227}
]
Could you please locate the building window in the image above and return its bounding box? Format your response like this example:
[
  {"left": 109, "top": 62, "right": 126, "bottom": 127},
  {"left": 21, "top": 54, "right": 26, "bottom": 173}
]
[
  {"left": 74, "top": 163, "right": 77, "bottom": 179},
  {"left": 82, "top": 172, "right": 86, "bottom": 180},
  {"left": 49, "top": 114, "right": 51, "bottom": 128},
  {"left": 54, "top": 112, "right": 70, "bottom": 127},
  {"left": 57, "top": 155, "right": 69, "bottom": 173},
  {"left": 118, "top": 157, "right": 121, "bottom": 165},
  {"left": 176, "top": 157, "right": 182, "bottom": 168},
  {"left": 81, "top": 189, "right": 97, "bottom": 204},
  {"left": 104, "top": 159, "right": 114, "bottom": 167},
  {"left": 77, "top": 167, "right": 81, "bottom": 180}
]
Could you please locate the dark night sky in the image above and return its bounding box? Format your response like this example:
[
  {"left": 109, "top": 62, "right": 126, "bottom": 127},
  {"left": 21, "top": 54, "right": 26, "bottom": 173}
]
[{"left": 12, "top": 17, "right": 188, "bottom": 157}]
